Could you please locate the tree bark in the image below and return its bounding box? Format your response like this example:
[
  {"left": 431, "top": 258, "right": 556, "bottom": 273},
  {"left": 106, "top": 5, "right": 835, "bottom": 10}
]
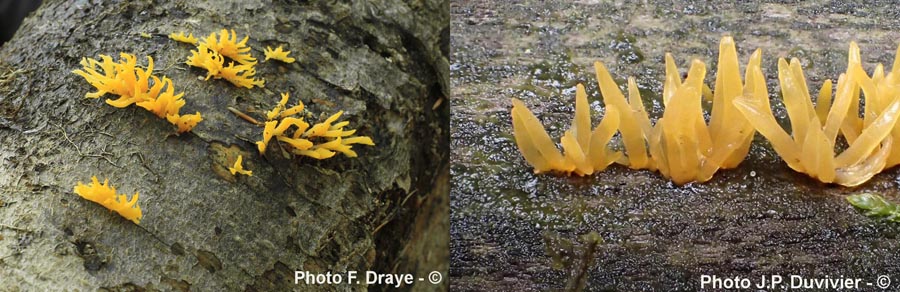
[
  {"left": 450, "top": 0, "right": 900, "bottom": 290},
  {"left": 0, "top": 0, "right": 448, "bottom": 291}
]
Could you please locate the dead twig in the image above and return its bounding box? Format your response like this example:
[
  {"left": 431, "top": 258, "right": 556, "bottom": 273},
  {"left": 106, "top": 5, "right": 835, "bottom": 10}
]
[
  {"left": 371, "top": 213, "right": 394, "bottom": 236},
  {"left": 228, "top": 107, "right": 262, "bottom": 125}
]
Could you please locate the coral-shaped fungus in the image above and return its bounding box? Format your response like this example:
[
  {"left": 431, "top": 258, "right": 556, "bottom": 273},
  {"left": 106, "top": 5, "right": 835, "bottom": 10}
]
[
  {"left": 169, "top": 31, "right": 198, "bottom": 45},
  {"left": 185, "top": 30, "right": 265, "bottom": 89},
  {"left": 511, "top": 84, "right": 620, "bottom": 176},
  {"left": 264, "top": 46, "right": 296, "bottom": 63},
  {"left": 202, "top": 29, "right": 257, "bottom": 65},
  {"left": 256, "top": 92, "right": 375, "bottom": 159},
  {"left": 186, "top": 42, "right": 224, "bottom": 77},
  {"left": 512, "top": 37, "right": 764, "bottom": 184},
  {"left": 72, "top": 53, "right": 202, "bottom": 133},
  {"left": 733, "top": 42, "right": 900, "bottom": 186},
  {"left": 600, "top": 37, "right": 765, "bottom": 184},
  {"left": 229, "top": 155, "right": 253, "bottom": 176},
  {"left": 73, "top": 176, "right": 142, "bottom": 224}
]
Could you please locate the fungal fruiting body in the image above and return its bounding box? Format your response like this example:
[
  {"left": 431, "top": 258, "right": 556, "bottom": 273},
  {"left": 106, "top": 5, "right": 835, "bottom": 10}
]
[
  {"left": 216, "top": 62, "right": 265, "bottom": 89},
  {"left": 73, "top": 53, "right": 202, "bottom": 133},
  {"left": 186, "top": 42, "right": 225, "bottom": 79},
  {"left": 256, "top": 92, "right": 375, "bottom": 159},
  {"left": 511, "top": 84, "right": 620, "bottom": 175},
  {"left": 202, "top": 29, "right": 257, "bottom": 65},
  {"left": 168, "top": 31, "right": 198, "bottom": 45},
  {"left": 265, "top": 92, "right": 305, "bottom": 120},
  {"left": 186, "top": 44, "right": 264, "bottom": 88},
  {"left": 511, "top": 37, "right": 762, "bottom": 184},
  {"left": 264, "top": 46, "right": 296, "bottom": 63},
  {"left": 185, "top": 30, "right": 265, "bottom": 89},
  {"left": 166, "top": 113, "right": 204, "bottom": 134},
  {"left": 596, "top": 37, "right": 765, "bottom": 184},
  {"left": 73, "top": 176, "right": 142, "bottom": 224},
  {"left": 229, "top": 155, "right": 253, "bottom": 176},
  {"left": 734, "top": 42, "right": 900, "bottom": 186},
  {"left": 877, "top": 45, "right": 900, "bottom": 169}
]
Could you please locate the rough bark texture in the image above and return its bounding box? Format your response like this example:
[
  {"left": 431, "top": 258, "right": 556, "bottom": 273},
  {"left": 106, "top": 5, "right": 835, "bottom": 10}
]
[
  {"left": 451, "top": 0, "right": 900, "bottom": 290},
  {"left": 0, "top": 0, "right": 449, "bottom": 291}
]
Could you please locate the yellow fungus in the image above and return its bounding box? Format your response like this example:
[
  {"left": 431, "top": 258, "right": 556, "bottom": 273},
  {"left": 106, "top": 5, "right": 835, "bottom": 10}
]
[
  {"left": 510, "top": 83, "right": 620, "bottom": 175},
  {"left": 166, "top": 112, "right": 204, "bottom": 134},
  {"left": 186, "top": 42, "right": 225, "bottom": 79},
  {"left": 255, "top": 92, "right": 374, "bottom": 159},
  {"left": 73, "top": 176, "right": 142, "bottom": 224},
  {"left": 135, "top": 76, "right": 185, "bottom": 118},
  {"left": 168, "top": 31, "right": 198, "bottom": 45},
  {"left": 264, "top": 46, "right": 296, "bottom": 63},
  {"left": 342, "top": 136, "right": 375, "bottom": 145},
  {"left": 306, "top": 111, "right": 343, "bottom": 137},
  {"left": 510, "top": 37, "right": 900, "bottom": 186},
  {"left": 257, "top": 120, "right": 278, "bottom": 154},
  {"left": 217, "top": 62, "right": 265, "bottom": 89},
  {"left": 73, "top": 53, "right": 202, "bottom": 133},
  {"left": 229, "top": 155, "right": 253, "bottom": 176},
  {"left": 734, "top": 42, "right": 900, "bottom": 186},
  {"left": 264, "top": 93, "right": 307, "bottom": 121},
  {"left": 201, "top": 29, "right": 256, "bottom": 65},
  {"left": 73, "top": 53, "right": 146, "bottom": 100},
  {"left": 511, "top": 36, "right": 764, "bottom": 184},
  {"left": 186, "top": 42, "right": 265, "bottom": 89},
  {"left": 280, "top": 102, "right": 304, "bottom": 119},
  {"left": 266, "top": 92, "right": 290, "bottom": 120},
  {"left": 277, "top": 136, "right": 314, "bottom": 150},
  {"left": 294, "top": 147, "right": 337, "bottom": 160},
  {"left": 608, "top": 37, "right": 764, "bottom": 184},
  {"left": 184, "top": 30, "right": 264, "bottom": 88}
]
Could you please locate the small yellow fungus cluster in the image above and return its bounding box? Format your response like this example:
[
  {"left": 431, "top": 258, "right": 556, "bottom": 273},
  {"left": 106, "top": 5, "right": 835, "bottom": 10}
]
[
  {"left": 203, "top": 29, "right": 257, "bottom": 65},
  {"left": 73, "top": 176, "right": 142, "bottom": 224},
  {"left": 264, "top": 46, "right": 296, "bottom": 63},
  {"left": 168, "top": 31, "right": 197, "bottom": 45},
  {"left": 511, "top": 84, "right": 620, "bottom": 176},
  {"left": 734, "top": 42, "right": 900, "bottom": 186},
  {"left": 229, "top": 155, "right": 253, "bottom": 176},
  {"left": 600, "top": 37, "right": 765, "bottom": 184},
  {"left": 183, "top": 29, "right": 264, "bottom": 88},
  {"left": 256, "top": 92, "right": 375, "bottom": 159},
  {"left": 72, "top": 53, "right": 202, "bottom": 133},
  {"left": 512, "top": 37, "right": 761, "bottom": 184}
]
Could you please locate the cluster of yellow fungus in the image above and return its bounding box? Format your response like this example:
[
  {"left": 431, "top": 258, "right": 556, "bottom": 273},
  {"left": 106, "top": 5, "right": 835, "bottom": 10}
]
[
  {"left": 72, "top": 53, "right": 203, "bottom": 133},
  {"left": 203, "top": 29, "right": 257, "bottom": 65},
  {"left": 256, "top": 92, "right": 375, "bottom": 159},
  {"left": 229, "top": 155, "right": 253, "bottom": 176},
  {"left": 168, "top": 31, "right": 198, "bottom": 45},
  {"left": 183, "top": 29, "right": 265, "bottom": 88},
  {"left": 264, "top": 46, "right": 296, "bottom": 63},
  {"left": 512, "top": 37, "right": 761, "bottom": 184},
  {"left": 511, "top": 84, "right": 620, "bottom": 176},
  {"left": 734, "top": 42, "right": 900, "bottom": 186},
  {"left": 601, "top": 37, "right": 766, "bottom": 184},
  {"left": 73, "top": 176, "right": 142, "bottom": 224}
]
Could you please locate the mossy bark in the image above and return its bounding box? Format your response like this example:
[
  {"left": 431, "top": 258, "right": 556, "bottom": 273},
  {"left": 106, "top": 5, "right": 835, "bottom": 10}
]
[{"left": 0, "top": 0, "right": 448, "bottom": 291}]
